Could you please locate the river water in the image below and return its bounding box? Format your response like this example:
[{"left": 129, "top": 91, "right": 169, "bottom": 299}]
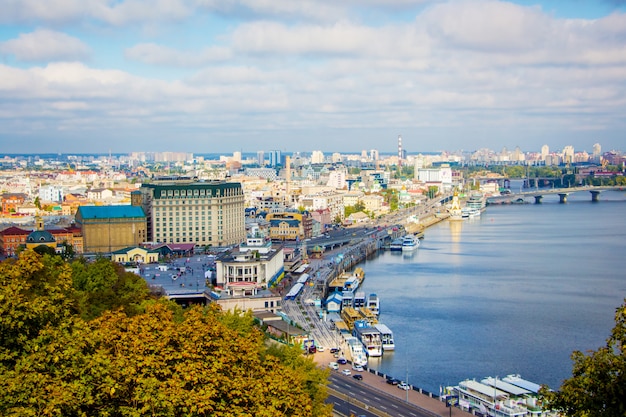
[{"left": 358, "top": 189, "right": 626, "bottom": 394}]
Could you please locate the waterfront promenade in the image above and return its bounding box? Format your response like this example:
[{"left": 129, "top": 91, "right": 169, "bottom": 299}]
[{"left": 281, "top": 199, "right": 470, "bottom": 416}]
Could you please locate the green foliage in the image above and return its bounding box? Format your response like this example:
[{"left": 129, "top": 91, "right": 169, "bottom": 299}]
[
  {"left": 33, "top": 244, "right": 57, "bottom": 256},
  {"left": 70, "top": 257, "right": 151, "bottom": 320},
  {"left": 0, "top": 251, "right": 331, "bottom": 417},
  {"left": 427, "top": 186, "right": 439, "bottom": 199},
  {"left": 344, "top": 201, "right": 366, "bottom": 218},
  {"left": 0, "top": 250, "right": 76, "bottom": 367},
  {"left": 540, "top": 299, "right": 626, "bottom": 416}
]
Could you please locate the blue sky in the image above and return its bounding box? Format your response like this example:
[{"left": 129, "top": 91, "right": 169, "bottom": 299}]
[{"left": 0, "top": 0, "right": 625, "bottom": 155}]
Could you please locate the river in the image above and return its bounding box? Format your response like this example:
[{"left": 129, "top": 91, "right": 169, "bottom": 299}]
[{"left": 358, "top": 189, "right": 626, "bottom": 394}]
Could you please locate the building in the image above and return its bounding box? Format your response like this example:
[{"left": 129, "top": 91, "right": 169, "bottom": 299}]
[
  {"left": 111, "top": 246, "right": 160, "bottom": 264},
  {"left": 75, "top": 205, "right": 147, "bottom": 254},
  {"left": 138, "top": 179, "right": 246, "bottom": 248},
  {"left": 214, "top": 236, "right": 285, "bottom": 294},
  {"left": 0, "top": 221, "right": 83, "bottom": 256},
  {"left": 0, "top": 226, "right": 29, "bottom": 256},
  {"left": 1, "top": 193, "right": 27, "bottom": 214},
  {"left": 266, "top": 212, "right": 313, "bottom": 241},
  {"left": 38, "top": 185, "right": 64, "bottom": 203}
]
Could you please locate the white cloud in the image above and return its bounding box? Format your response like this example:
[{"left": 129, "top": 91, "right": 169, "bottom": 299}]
[
  {"left": 0, "top": 29, "right": 91, "bottom": 62},
  {"left": 0, "top": 0, "right": 192, "bottom": 26},
  {"left": 230, "top": 20, "right": 431, "bottom": 59},
  {"left": 125, "top": 43, "right": 232, "bottom": 67}
]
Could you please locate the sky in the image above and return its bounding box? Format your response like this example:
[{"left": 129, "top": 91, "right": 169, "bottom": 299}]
[{"left": 0, "top": 0, "right": 625, "bottom": 155}]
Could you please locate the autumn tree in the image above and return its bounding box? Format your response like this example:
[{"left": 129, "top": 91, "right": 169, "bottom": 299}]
[
  {"left": 70, "top": 257, "right": 152, "bottom": 320},
  {"left": 0, "top": 302, "right": 331, "bottom": 417},
  {"left": 0, "top": 250, "right": 76, "bottom": 367},
  {"left": 540, "top": 299, "right": 626, "bottom": 416},
  {"left": 0, "top": 251, "right": 332, "bottom": 417}
]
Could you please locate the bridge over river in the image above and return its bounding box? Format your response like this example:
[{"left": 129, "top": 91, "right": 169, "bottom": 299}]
[{"left": 487, "top": 185, "right": 625, "bottom": 204}]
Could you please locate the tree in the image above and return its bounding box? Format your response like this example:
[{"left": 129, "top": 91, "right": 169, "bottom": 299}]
[
  {"left": 0, "top": 302, "right": 332, "bottom": 417},
  {"left": 0, "top": 252, "right": 331, "bottom": 417},
  {"left": 70, "top": 257, "right": 152, "bottom": 320},
  {"left": 0, "top": 250, "right": 76, "bottom": 367},
  {"left": 540, "top": 299, "right": 626, "bottom": 416}
]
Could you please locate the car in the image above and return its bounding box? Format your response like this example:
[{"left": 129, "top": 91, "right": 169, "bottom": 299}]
[
  {"left": 337, "top": 357, "right": 347, "bottom": 364},
  {"left": 329, "top": 347, "right": 340, "bottom": 354},
  {"left": 398, "top": 382, "right": 410, "bottom": 390},
  {"left": 352, "top": 374, "right": 363, "bottom": 380},
  {"left": 341, "top": 369, "right": 351, "bottom": 376},
  {"left": 316, "top": 346, "right": 325, "bottom": 352},
  {"left": 386, "top": 378, "right": 400, "bottom": 385},
  {"left": 352, "top": 365, "right": 364, "bottom": 372},
  {"left": 328, "top": 362, "right": 339, "bottom": 370},
  {"left": 308, "top": 346, "right": 316, "bottom": 354}
]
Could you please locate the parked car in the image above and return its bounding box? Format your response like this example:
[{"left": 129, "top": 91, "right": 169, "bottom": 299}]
[
  {"left": 398, "top": 382, "right": 410, "bottom": 390},
  {"left": 341, "top": 369, "right": 351, "bottom": 376},
  {"left": 386, "top": 378, "right": 401, "bottom": 385},
  {"left": 316, "top": 346, "right": 325, "bottom": 352},
  {"left": 329, "top": 347, "right": 340, "bottom": 354},
  {"left": 352, "top": 374, "right": 363, "bottom": 380},
  {"left": 352, "top": 365, "right": 364, "bottom": 372},
  {"left": 328, "top": 362, "right": 339, "bottom": 370}
]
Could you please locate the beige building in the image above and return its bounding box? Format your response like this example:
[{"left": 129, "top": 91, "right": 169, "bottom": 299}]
[
  {"left": 75, "top": 205, "right": 147, "bottom": 254},
  {"left": 138, "top": 179, "right": 245, "bottom": 247},
  {"left": 214, "top": 237, "right": 285, "bottom": 293}
]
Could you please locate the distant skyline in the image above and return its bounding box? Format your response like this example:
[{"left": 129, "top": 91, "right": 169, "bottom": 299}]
[{"left": 1, "top": 0, "right": 625, "bottom": 154}]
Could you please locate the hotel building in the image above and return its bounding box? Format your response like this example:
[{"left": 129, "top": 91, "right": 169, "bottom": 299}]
[{"left": 138, "top": 179, "right": 245, "bottom": 247}]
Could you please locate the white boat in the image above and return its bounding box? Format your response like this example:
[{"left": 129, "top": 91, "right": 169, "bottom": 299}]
[
  {"left": 374, "top": 323, "right": 395, "bottom": 351},
  {"left": 462, "top": 207, "right": 481, "bottom": 219},
  {"left": 401, "top": 235, "right": 419, "bottom": 251},
  {"left": 353, "top": 320, "right": 383, "bottom": 357},
  {"left": 390, "top": 238, "right": 403, "bottom": 251},
  {"left": 367, "top": 293, "right": 380, "bottom": 316},
  {"left": 466, "top": 193, "right": 487, "bottom": 213},
  {"left": 345, "top": 336, "right": 369, "bottom": 366}
]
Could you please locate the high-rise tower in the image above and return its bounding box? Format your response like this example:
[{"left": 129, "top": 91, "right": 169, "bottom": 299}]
[{"left": 398, "top": 135, "right": 403, "bottom": 168}]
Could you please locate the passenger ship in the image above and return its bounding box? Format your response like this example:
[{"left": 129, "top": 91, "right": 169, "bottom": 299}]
[
  {"left": 401, "top": 234, "right": 419, "bottom": 251},
  {"left": 367, "top": 293, "right": 380, "bottom": 316},
  {"left": 373, "top": 323, "right": 395, "bottom": 351},
  {"left": 353, "top": 320, "right": 383, "bottom": 357},
  {"left": 345, "top": 336, "right": 368, "bottom": 367}
]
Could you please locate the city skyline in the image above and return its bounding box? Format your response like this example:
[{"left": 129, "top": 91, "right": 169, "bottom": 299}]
[{"left": 1, "top": 0, "right": 625, "bottom": 154}]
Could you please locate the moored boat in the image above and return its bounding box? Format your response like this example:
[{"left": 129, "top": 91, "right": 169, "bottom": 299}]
[
  {"left": 374, "top": 323, "right": 395, "bottom": 351},
  {"left": 353, "top": 320, "right": 383, "bottom": 357},
  {"left": 367, "top": 293, "right": 380, "bottom": 316},
  {"left": 390, "top": 238, "right": 403, "bottom": 251},
  {"left": 345, "top": 336, "right": 368, "bottom": 366},
  {"left": 401, "top": 235, "right": 419, "bottom": 251}
]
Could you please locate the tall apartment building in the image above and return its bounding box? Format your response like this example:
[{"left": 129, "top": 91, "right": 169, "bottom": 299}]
[{"left": 138, "top": 179, "right": 245, "bottom": 247}]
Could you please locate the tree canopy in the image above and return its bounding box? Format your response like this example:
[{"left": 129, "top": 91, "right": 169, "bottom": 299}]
[
  {"left": 540, "top": 299, "right": 626, "bottom": 416},
  {"left": 0, "top": 250, "right": 331, "bottom": 417}
]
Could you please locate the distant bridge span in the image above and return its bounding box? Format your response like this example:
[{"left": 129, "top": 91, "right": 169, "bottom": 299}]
[{"left": 487, "top": 185, "right": 625, "bottom": 204}]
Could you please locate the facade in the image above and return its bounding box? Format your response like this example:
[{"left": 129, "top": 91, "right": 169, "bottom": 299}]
[
  {"left": 1, "top": 193, "right": 27, "bottom": 214},
  {"left": 266, "top": 212, "right": 312, "bottom": 241},
  {"left": 0, "top": 223, "right": 83, "bottom": 256},
  {"left": 38, "top": 185, "right": 64, "bottom": 203},
  {"left": 214, "top": 237, "right": 285, "bottom": 294},
  {"left": 0, "top": 226, "right": 29, "bottom": 256},
  {"left": 75, "top": 205, "right": 147, "bottom": 253},
  {"left": 138, "top": 179, "right": 246, "bottom": 247},
  {"left": 111, "top": 246, "right": 160, "bottom": 264}
]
